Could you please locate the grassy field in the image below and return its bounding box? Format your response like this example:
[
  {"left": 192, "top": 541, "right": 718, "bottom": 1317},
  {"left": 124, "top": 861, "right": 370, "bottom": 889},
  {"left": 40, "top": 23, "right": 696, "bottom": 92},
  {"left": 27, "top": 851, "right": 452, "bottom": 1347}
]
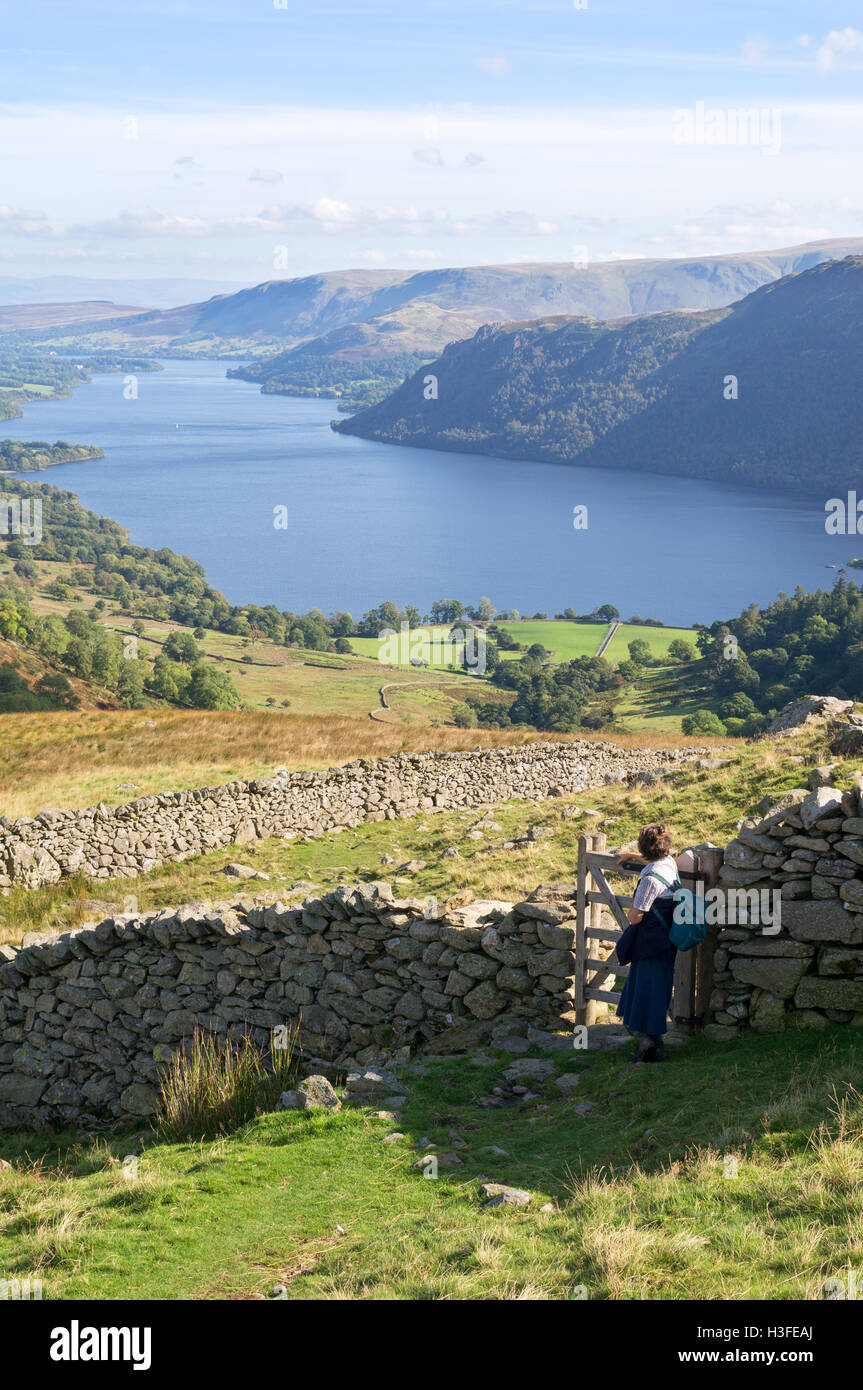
[
  {"left": 614, "top": 664, "right": 721, "bottom": 732},
  {"left": 1, "top": 554, "right": 711, "bottom": 735},
  {"left": 2, "top": 556, "right": 496, "bottom": 725},
  {"left": 496, "top": 620, "right": 696, "bottom": 664},
  {"left": 0, "top": 724, "right": 817, "bottom": 949},
  {"left": 1, "top": 1027, "right": 861, "bottom": 1299}
]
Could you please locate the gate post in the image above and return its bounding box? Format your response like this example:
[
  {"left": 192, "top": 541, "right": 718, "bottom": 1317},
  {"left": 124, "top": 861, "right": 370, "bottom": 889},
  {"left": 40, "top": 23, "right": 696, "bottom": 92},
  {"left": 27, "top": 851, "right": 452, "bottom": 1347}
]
[
  {"left": 694, "top": 845, "right": 723, "bottom": 1027},
  {"left": 574, "top": 834, "right": 589, "bottom": 1025},
  {"left": 586, "top": 831, "right": 607, "bottom": 1026},
  {"left": 672, "top": 843, "right": 722, "bottom": 1029}
]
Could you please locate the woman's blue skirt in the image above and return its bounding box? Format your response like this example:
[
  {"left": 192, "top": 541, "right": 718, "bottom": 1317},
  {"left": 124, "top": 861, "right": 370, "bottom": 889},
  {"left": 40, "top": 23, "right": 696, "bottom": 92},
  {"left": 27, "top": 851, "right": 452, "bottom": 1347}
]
[{"left": 616, "top": 948, "right": 675, "bottom": 1035}]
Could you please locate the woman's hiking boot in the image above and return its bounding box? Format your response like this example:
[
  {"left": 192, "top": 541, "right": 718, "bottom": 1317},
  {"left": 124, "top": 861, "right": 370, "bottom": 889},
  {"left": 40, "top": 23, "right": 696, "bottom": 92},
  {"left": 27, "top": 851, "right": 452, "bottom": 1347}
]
[
  {"left": 633, "top": 1031, "right": 656, "bottom": 1064},
  {"left": 649, "top": 1036, "right": 667, "bottom": 1062}
]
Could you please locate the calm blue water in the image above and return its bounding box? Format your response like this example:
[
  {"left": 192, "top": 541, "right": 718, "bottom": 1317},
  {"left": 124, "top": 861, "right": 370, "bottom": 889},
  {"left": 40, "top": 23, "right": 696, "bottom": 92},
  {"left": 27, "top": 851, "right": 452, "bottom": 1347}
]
[{"left": 3, "top": 358, "right": 847, "bottom": 626}]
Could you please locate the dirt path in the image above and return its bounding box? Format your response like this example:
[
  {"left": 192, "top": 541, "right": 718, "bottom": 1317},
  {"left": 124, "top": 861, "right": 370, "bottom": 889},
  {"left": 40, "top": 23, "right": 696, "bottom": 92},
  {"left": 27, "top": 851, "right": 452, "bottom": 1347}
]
[{"left": 369, "top": 677, "right": 478, "bottom": 723}]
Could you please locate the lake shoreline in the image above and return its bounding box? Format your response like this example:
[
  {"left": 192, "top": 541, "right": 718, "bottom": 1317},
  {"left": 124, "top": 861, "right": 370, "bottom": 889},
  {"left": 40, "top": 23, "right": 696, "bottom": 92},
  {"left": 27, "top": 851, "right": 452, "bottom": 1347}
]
[{"left": 0, "top": 359, "right": 847, "bottom": 626}]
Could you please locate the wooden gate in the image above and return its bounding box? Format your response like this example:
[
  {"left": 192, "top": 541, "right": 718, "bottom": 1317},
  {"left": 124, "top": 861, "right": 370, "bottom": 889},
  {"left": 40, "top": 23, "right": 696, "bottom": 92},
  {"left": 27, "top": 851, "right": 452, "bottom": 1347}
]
[{"left": 573, "top": 832, "right": 721, "bottom": 1029}]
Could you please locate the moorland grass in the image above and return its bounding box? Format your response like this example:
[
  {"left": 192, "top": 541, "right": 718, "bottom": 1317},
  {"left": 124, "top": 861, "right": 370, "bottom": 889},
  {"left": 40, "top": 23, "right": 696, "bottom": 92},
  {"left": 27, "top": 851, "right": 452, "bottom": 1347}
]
[{"left": 0, "top": 708, "right": 721, "bottom": 821}]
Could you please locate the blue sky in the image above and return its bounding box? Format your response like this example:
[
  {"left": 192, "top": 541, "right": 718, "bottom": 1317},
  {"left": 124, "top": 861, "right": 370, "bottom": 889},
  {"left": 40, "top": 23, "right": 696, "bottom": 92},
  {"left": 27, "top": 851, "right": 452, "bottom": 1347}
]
[{"left": 1, "top": 1, "right": 862, "bottom": 285}]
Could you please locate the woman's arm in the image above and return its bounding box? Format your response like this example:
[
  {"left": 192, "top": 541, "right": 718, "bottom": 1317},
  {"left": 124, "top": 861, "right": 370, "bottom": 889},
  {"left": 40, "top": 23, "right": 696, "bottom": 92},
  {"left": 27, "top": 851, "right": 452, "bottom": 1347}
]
[{"left": 627, "top": 908, "right": 645, "bottom": 925}]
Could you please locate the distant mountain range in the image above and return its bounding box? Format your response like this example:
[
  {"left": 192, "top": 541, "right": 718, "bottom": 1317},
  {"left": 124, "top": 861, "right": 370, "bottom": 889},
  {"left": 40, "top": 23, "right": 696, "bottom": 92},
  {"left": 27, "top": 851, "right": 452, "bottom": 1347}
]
[
  {"left": 12, "top": 237, "right": 862, "bottom": 368},
  {"left": 0, "top": 301, "right": 147, "bottom": 333},
  {"left": 0, "top": 276, "right": 247, "bottom": 311},
  {"left": 334, "top": 255, "right": 863, "bottom": 495}
]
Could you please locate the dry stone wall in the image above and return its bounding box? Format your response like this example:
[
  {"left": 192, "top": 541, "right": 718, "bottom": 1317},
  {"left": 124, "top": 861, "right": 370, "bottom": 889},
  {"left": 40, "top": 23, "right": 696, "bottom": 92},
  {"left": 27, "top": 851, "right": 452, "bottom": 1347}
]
[
  {"left": 0, "top": 881, "right": 579, "bottom": 1129},
  {"left": 0, "top": 740, "right": 700, "bottom": 892},
  {"left": 709, "top": 771, "right": 863, "bottom": 1038}
]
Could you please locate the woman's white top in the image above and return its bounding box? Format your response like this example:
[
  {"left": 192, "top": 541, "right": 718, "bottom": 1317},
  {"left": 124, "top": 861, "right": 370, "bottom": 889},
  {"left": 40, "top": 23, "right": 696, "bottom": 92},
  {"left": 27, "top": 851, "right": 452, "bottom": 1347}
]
[{"left": 632, "top": 855, "right": 678, "bottom": 913}]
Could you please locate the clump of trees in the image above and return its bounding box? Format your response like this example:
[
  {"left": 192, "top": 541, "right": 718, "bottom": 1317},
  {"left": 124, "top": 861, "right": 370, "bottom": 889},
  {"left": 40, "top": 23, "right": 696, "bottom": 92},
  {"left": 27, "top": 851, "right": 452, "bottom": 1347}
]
[
  {"left": 0, "top": 662, "right": 77, "bottom": 712},
  {"left": 465, "top": 650, "right": 618, "bottom": 732},
  {"left": 693, "top": 574, "right": 863, "bottom": 734},
  {"left": 0, "top": 583, "right": 240, "bottom": 712}
]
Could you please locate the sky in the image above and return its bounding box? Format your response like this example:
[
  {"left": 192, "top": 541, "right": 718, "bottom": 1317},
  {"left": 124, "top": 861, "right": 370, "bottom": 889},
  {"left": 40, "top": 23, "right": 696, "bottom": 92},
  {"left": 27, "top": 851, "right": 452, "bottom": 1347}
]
[{"left": 1, "top": 0, "right": 862, "bottom": 287}]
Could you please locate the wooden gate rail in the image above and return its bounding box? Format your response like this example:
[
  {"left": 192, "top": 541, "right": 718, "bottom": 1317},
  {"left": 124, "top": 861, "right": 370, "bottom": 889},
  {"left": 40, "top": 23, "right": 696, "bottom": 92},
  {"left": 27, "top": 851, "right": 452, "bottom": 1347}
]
[{"left": 574, "top": 832, "right": 722, "bottom": 1029}]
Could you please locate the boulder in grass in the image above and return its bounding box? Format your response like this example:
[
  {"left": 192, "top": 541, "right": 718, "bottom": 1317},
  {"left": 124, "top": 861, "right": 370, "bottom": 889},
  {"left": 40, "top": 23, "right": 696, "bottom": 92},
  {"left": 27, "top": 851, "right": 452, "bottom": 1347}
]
[
  {"left": 767, "top": 696, "right": 853, "bottom": 736},
  {"left": 296, "top": 1075, "right": 341, "bottom": 1111},
  {"left": 481, "top": 1183, "right": 532, "bottom": 1209},
  {"left": 344, "top": 1066, "right": 406, "bottom": 1098}
]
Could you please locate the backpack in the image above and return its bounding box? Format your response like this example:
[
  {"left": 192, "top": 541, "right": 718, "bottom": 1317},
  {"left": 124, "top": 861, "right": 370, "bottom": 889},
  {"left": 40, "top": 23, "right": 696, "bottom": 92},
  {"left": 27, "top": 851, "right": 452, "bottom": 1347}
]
[{"left": 643, "top": 869, "right": 707, "bottom": 953}]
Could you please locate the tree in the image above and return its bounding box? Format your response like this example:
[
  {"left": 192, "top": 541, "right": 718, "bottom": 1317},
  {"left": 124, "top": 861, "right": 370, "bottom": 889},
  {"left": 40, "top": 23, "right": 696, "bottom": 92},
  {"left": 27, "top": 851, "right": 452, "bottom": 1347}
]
[
  {"left": 720, "top": 691, "right": 756, "bottom": 720},
  {"left": 64, "top": 637, "right": 93, "bottom": 680},
  {"left": 184, "top": 661, "right": 242, "bottom": 710},
  {"left": 146, "top": 654, "right": 190, "bottom": 703},
  {"left": 453, "top": 703, "right": 478, "bottom": 728},
  {"left": 681, "top": 709, "right": 726, "bottom": 736},
  {"left": 12, "top": 559, "right": 37, "bottom": 583},
  {"left": 628, "top": 639, "right": 652, "bottom": 666},
  {"left": 334, "top": 636, "right": 353, "bottom": 654},
  {"left": 116, "top": 664, "right": 145, "bottom": 709},
  {"left": 667, "top": 639, "right": 694, "bottom": 662},
  {"left": 164, "top": 630, "right": 201, "bottom": 664},
  {"left": 34, "top": 671, "right": 77, "bottom": 709},
  {"left": 431, "top": 598, "right": 464, "bottom": 624}
]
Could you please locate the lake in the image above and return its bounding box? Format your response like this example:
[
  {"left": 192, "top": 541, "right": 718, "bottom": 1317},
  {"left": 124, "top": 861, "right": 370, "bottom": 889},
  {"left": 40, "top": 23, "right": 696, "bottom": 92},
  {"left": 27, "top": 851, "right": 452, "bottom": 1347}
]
[{"left": 3, "top": 358, "right": 848, "bottom": 627}]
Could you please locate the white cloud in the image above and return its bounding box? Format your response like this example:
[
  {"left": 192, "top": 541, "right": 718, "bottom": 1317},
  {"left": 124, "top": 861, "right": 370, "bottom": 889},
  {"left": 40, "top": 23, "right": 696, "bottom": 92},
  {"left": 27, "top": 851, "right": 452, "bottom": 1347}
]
[
  {"left": 2, "top": 101, "right": 862, "bottom": 277},
  {"left": 0, "top": 205, "right": 61, "bottom": 236},
  {"left": 739, "top": 37, "right": 770, "bottom": 66},
  {"left": 476, "top": 55, "right": 510, "bottom": 77},
  {"left": 249, "top": 168, "right": 283, "bottom": 183},
  {"left": 413, "top": 148, "right": 444, "bottom": 167},
  {"left": 54, "top": 200, "right": 569, "bottom": 242},
  {"left": 310, "top": 197, "right": 353, "bottom": 225},
  {"left": 816, "top": 28, "right": 863, "bottom": 72}
]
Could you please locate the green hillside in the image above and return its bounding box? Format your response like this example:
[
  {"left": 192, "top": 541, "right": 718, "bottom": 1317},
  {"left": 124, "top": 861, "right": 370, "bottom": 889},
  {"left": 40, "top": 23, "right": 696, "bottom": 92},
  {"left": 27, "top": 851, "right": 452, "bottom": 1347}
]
[{"left": 335, "top": 256, "right": 863, "bottom": 495}]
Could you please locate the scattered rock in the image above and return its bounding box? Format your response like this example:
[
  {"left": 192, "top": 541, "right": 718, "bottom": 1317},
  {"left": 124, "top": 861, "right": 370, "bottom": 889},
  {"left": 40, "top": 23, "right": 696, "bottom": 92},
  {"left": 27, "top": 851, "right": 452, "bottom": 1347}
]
[
  {"left": 296, "top": 1075, "right": 341, "bottom": 1111},
  {"left": 223, "top": 862, "right": 268, "bottom": 881},
  {"left": 344, "top": 1067, "right": 406, "bottom": 1098},
  {"left": 481, "top": 1183, "right": 532, "bottom": 1209}
]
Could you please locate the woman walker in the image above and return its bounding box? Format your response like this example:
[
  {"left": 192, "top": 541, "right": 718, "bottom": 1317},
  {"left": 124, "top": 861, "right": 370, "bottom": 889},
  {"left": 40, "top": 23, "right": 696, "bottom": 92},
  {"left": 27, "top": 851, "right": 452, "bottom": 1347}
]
[{"left": 614, "top": 823, "right": 679, "bottom": 1063}]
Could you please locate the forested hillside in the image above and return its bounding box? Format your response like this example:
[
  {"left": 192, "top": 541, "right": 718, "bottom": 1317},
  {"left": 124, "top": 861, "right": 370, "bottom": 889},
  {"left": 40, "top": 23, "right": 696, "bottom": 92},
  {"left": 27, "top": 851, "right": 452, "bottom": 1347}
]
[{"left": 336, "top": 256, "right": 863, "bottom": 494}]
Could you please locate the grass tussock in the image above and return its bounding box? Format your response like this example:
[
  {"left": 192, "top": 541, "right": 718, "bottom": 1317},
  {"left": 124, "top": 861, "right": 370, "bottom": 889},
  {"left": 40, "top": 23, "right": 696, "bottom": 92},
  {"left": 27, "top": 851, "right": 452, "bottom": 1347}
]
[{"left": 157, "top": 1025, "right": 299, "bottom": 1141}]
